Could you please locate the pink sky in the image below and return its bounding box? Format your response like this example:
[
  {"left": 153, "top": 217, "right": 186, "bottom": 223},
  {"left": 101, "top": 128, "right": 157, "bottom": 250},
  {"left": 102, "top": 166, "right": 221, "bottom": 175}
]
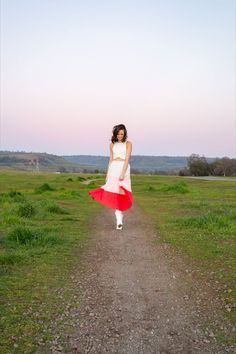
[{"left": 1, "top": 0, "right": 235, "bottom": 158}]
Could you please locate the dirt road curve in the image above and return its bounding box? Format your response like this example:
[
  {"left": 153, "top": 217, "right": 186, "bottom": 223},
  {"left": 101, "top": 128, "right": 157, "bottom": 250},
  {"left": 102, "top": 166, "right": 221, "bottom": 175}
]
[{"left": 50, "top": 204, "right": 234, "bottom": 354}]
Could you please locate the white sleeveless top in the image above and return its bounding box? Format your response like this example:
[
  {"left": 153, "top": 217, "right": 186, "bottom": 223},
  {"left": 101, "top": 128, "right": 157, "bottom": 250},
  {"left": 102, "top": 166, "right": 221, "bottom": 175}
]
[{"left": 112, "top": 141, "right": 127, "bottom": 159}]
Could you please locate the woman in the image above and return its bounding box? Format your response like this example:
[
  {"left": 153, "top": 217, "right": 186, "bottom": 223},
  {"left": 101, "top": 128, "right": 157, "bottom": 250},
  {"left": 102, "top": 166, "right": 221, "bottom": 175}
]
[{"left": 88, "top": 124, "right": 133, "bottom": 230}]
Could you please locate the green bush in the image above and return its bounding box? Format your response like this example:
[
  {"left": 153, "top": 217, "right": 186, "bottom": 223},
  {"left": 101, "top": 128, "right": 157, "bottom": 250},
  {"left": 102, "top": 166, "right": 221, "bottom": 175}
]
[
  {"left": 77, "top": 176, "right": 86, "bottom": 181},
  {"left": 35, "top": 183, "right": 55, "bottom": 194},
  {"left": 42, "top": 200, "right": 70, "bottom": 214},
  {"left": 68, "top": 190, "right": 82, "bottom": 197},
  {"left": 147, "top": 185, "right": 156, "bottom": 191},
  {"left": 7, "top": 225, "right": 64, "bottom": 248},
  {"left": 17, "top": 202, "right": 36, "bottom": 218},
  {"left": 7, "top": 226, "right": 44, "bottom": 244},
  {"left": 174, "top": 212, "right": 231, "bottom": 230},
  {"left": 0, "top": 253, "right": 25, "bottom": 266},
  {"left": 0, "top": 190, "right": 26, "bottom": 203},
  {"left": 159, "top": 181, "right": 189, "bottom": 193},
  {"left": 8, "top": 190, "right": 23, "bottom": 198}
]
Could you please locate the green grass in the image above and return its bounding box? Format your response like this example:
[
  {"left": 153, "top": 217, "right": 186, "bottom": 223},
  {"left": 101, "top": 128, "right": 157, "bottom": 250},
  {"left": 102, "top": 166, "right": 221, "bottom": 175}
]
[
  {"left": 0, "top": 171, "right": 104, "bottom": 353},
  {"left": 132, "top": 175, "right": 236, "bottom": 345},
  {"left": 1, "top": 171, "right": 235, "bottom": 351}
]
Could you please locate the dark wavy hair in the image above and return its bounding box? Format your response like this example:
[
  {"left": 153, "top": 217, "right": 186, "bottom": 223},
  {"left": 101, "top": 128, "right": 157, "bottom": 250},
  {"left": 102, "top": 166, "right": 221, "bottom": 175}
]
[{"left": 111, "top": 124, "right": 128, "bottom": 143}]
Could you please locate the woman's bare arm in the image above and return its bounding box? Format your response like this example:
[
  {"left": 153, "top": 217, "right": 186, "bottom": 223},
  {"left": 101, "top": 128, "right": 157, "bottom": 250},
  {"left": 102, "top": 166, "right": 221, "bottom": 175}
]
[
  {"left": 120, "top": 141, "right": 132, "bottom": 177},
  {"left": 106, "top": 143, "right": 113, "bottom": 180}
]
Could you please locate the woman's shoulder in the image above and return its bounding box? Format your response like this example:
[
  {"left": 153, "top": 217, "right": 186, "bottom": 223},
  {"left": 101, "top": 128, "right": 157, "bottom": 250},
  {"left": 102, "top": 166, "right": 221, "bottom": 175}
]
[{"left": 110, "top": 140, "right": 132, "bottom": 145}]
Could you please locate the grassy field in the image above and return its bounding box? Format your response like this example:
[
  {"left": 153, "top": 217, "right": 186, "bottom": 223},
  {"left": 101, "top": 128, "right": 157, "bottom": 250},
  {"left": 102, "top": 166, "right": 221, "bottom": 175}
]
[
  {"left": 0, "top": 171, "right": 235, "bottom": 352},
  {"left": 0, "top": 171, "right": 103, "bottom": 353},
  {"left": 132, "top": 175, "right": 236, "bottom": 330}
]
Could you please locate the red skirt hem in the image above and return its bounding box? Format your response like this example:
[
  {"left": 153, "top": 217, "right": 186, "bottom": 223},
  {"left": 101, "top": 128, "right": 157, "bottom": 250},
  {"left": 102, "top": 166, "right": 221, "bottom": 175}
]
[{"left": 88, "top": 186, "right": 133, "bottom": 211}]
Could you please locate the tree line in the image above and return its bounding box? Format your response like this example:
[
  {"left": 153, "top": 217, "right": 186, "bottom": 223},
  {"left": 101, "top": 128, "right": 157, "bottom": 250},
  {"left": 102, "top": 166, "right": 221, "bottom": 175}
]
[{"left": 179, "top": 154, "right": 236, "bottom": 177}]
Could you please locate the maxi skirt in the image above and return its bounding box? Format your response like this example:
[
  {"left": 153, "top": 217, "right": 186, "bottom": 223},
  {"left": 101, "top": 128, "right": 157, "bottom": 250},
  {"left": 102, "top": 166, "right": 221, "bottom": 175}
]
[{"left": 88, "top": 160, "right": 133, "bottom": 211}]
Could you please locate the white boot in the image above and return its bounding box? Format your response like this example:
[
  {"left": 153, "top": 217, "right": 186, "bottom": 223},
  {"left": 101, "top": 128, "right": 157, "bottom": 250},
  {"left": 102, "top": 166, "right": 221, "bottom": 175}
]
[{"left": 115, "top": 209, "right": 123, "bottom": 230}]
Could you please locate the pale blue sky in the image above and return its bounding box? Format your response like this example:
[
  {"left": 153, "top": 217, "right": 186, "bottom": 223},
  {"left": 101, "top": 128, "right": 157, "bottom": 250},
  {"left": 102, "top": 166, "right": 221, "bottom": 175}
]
[{"left": 1, "top": 0, "right": 235, "bottom": 157}]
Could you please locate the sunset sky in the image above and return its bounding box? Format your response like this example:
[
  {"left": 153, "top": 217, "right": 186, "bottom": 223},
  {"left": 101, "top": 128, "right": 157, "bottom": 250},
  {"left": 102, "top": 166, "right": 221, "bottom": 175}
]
[{"left": 1, "top": 0, "right": 235, "bottom": 158}]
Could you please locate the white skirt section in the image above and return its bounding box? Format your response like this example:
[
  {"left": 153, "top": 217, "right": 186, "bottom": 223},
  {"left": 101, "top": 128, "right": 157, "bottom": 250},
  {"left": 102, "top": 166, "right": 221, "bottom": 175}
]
[{"left": 88, "top": 160, "right": 133, "bottom": 211}]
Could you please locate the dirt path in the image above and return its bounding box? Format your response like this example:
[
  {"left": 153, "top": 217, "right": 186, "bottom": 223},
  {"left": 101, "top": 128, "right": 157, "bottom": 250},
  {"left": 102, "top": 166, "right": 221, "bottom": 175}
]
[{"left": 48, "top": 204, "right": 234, "bottom": 354}]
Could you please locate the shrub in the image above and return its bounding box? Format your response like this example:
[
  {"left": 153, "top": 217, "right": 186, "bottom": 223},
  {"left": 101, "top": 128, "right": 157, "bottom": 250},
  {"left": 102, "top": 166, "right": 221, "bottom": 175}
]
[
  {"left": 17, "top": 202, "right": 36, "bottom": 218},
  {"left": 147, "top": 185, "right": 156, "bottom": 191},
  {"left": 0, "top": 253, "right": 24, "bottom": 266},
  {"left": 43, "top": 200, "right": 69, "bottom": 214},
  {"left": 0, "top": 190, "right": 25, "bottom": 203},
  {"left": 159, "top": 181, "right": 189, "bottom": 194},
  {"left": 8, "top": 190, "right": 22, "bottom": 198},
  {"left": 35, "top": 183, "right": 54, "bottom": 194},
  {"left": 68, "top": 190, "right": 82, "bottom": 197},
  {"left": 7, "top": 226, "right": 44, "bottom": 244},
  {"left": 77, "top": 176, "right": 86, "bottom": 181}
]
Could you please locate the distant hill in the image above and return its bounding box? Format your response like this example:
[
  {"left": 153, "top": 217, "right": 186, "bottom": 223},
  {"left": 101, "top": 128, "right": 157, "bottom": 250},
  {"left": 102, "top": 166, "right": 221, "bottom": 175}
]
[
  {"left": 0, "top": 151, "right": 88, "bottom": 173},
  {"left": 62, "top": 154, "right": 216, "bottom": 174},
  {"left": 63, "top": 154, "right": 189, "bottom": 174},
  {"left": 0, "top": 151, "right": 216, "bottom": 174}
]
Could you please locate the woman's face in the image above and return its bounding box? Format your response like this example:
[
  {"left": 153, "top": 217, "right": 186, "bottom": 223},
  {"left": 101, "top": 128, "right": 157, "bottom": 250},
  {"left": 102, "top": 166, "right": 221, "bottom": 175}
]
[{"left": 117, "top": 129, "right": 124, "bottom": 141}]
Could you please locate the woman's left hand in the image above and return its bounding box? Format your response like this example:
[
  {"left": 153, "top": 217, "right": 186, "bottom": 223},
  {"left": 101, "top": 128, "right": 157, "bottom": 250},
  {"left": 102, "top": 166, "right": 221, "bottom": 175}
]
[{"left": 119, "top": 174, "right": 125, "bottom": 181}]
